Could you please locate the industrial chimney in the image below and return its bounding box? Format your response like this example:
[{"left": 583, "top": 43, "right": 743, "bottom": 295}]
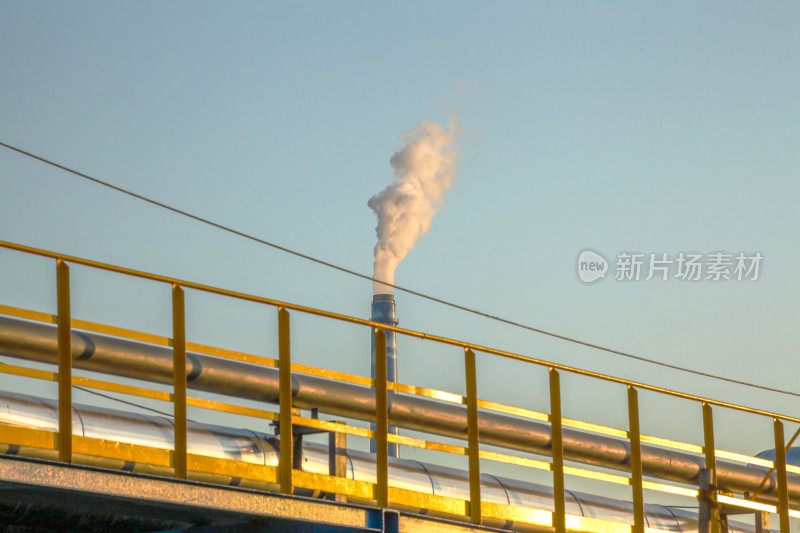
[{"left": 370, "top": 293, "right": 399, "bottom": 458}]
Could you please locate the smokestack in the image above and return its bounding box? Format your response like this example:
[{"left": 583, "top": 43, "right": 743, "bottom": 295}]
[
  {"left": 366, "top": 118, "right": 458, "bottom": 457},
  {"left": 370, "top": 293, "right": 399, "bottom": 458},
  {"left": 368, "top": 119, "right": 459, "bottom": 294}
]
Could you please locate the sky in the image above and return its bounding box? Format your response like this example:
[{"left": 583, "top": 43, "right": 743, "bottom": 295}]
[{"left": 1, "top": 0, "right": 799, "bottom": 504}]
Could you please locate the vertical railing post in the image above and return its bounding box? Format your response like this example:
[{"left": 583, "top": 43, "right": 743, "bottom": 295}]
[
  {"left": 278, "top": 307, "right": 293, "bottom": 494},
  {"left": 329, "top": 421, "right": 347, "bottom": 503},
  {"left": 627, "top": 386, "right": 645, "bottom": 533},
  {"left": 172, "top": 284, "right": 187, "bottom": 479},
  {"left": 702, "top": 402, "right": 719, "bottom": 533},
  {"left": 464, "top": 348, "right": 481, "bottom": 524},
  {"left": 774, "top": 418, "right": 790, "bottom": 533},
  {"left": 374, "top": 328, "right": 389, "bottom": 508},
  {"left": 549, "top": 368, "right": 566, "bottom": 533},
  {"left": 56, "top": 259, "right": 72, "bottom": 463}
]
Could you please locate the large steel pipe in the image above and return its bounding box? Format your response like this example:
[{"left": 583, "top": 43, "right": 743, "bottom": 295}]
[
  {"left": 0, "top": 390, "right": 752, "bottom": 533},
  {"left": 0, "top": 315, "right": 793, "bottom": 503}
]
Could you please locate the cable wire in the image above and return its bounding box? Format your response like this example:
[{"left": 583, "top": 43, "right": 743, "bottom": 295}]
[
  {"left": 2, "top": 140, "right": 798, "bottom": 400},
  {"left": 74, "top": 385, "right": 197, "bottom": 422}
]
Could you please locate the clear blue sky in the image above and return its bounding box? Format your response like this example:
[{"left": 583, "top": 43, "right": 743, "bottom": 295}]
[{"left": 1, "top": 2, "right": 799, "bottom": 476}]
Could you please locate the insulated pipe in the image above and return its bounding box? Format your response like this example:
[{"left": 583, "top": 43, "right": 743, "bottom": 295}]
[
  {"left": 0, "top": 315, "right": 794, "bottom": 504},
  {"left": 0, "top": 390, "right": 755, "bottom": 533}
]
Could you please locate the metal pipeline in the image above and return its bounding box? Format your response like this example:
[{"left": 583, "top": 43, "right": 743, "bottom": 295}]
[
  {"left": 0, "top": 390, "right": 755, "bottom": 533},
  {"left": 0, "top": 315, "right": 794, "bottom": 504}
]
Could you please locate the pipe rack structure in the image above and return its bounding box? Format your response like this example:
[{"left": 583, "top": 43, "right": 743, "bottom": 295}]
[{"left": 0, "top": 314, "right": 795, "bottom": 506}]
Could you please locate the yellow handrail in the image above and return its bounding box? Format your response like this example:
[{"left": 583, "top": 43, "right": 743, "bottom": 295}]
[
  {"left": 0, "top": 239, "right": 795, "bottom": 532},
  {"left": 1, "top": 239, "right": 796, "bottom": 423}
]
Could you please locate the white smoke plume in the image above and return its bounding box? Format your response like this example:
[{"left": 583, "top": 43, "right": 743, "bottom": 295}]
[{"left": 368, "top": 119, "right": 459, "bottom": 294}]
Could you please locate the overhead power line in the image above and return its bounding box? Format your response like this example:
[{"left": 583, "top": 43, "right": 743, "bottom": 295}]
[{"left": 2, "top": 140, "right": 798, "bottom": 400}]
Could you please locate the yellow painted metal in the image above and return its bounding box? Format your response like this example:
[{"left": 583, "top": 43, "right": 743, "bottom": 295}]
[
  {"left": 640, "top": 434, "right": 703, "bottom": 454},
  {"left": 563, "top": 466, "right": 629, "bottom": 485},
  {"left": 464, "top": 347, "right": 481, "bottom": 524},
  {"left": 0, "top": 362, "right": 56, "bottom": 381},
  {"left": 750, "top": 426, "right": 800, "bottom": 500},
  {"left": 330, "top": 420, "right": 348, "bottom": 502},
  {"left": 641, "top": 482, "right": 698, "bottom": 498},
  {"left": 480, "top": 501, "right": 552, "bottom": 527},
  {"left": 73, "top": 318, "right": 169, "bottom": 346},
  {"left": 49, "top": 430, "right": 281, "bottom": 485},
  {"left": 561, "top": 465, "right": 700, "bottom": 499},
  {"left": 714, "top": 450, "right": 772, "bottom": 468},
  {"left": 0, "top": 423, "right": 58, "bottom": 450},
  {"left": 627, "top": 386, "right": 645, "bottom": 533},
  {"left": 294, "top": 470, "right": 375, "bottom": 501},
  {"left": 478, "top": 399, "right": 549, "bottom": 421},
  {"left": 564, "top": 418, "right": 629, "bottom": 439},
  {"left": 11, "top": 294, "right": 786, "bottom": 483},
  {"left": 706, "top": 501, "right": 797, "bottom": 523},
  {"left": 375, "top": 328, "right": 389, "bottom": 508},
  {"left": 702, "top": 402, "right": 719, "bottom": 533},
  {"left": 0, "top": 318, "right": 780, "bottom": 526},
  {"left": 294, "top": 363, "right": 371, "bottom": 387},
  {"left": 172, "top": 284, "right": 187, "bottom": 479},
  {"left": 4, "top": 240, "right": 800, "bottom": 425},
  {"left": 717, "top": 495, "right": 776, "bottom": 514},
  {"left": 7, "top": 298, "right": 735, "bottom": 464},
  {"left": 56, "top": 259, "right": 72, "bottom": 464},
  {"left": 0, "top": 304, "right": 56, "bottom": 323},
  {"left": 388, "top": 433, "right": 464, "bottom": 455},
  {"left": 187, "top": 397, "right": 278, "bottom": 420},
  {"left": 188, "top": 453, "right": 277, "bottom": 484},
  {"left": 392, "top": 382, "right": 463, "bottom": 404},
  {"left": 278, "top": 307, "right": 293, "bottom": 495},
  {"left": 187, "top": 341, "right": 276, "bottom": 367},
  {"left": 74, "top": 434, "right": 172, "bottom": 466},
  {"left": 550, "top": 368, "right": 566, "bottom": 533},
  {"left": 702, "top": 403, "right": 717, "bottom": 479},
  {"left": 479, "top": 450, "right": 551, "bottom": 471},
  {"left": 284, "top": 415, "right": 467, "bottom": 458},
  {"left": 773, "top": 418, "right": 790, "bottom": 533},
  {"left": 388, "top": 486, "right": 467, "bottom": 516},
  {"left": 565, "top": 515, "right": 631, "bottom": 533},
  {"left": 72, "top": 376, "right": 171, "bottom": 402},
  {"left": 293, "top": 415, "right": 374, "bottom": 440},
  {"left": 0, "top": 412, "right": 673, "bottom": 533},
  {"left": 11, "top": 240, "right": 800, "bottom": 532}
]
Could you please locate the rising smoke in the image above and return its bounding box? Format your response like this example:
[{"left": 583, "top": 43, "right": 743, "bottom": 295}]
[{"left": 368, "top": 119, "right": 459, "bottom": 294}]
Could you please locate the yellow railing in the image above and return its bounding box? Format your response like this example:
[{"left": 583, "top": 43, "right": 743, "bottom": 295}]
[{"left": 0, "top": 240, "right": 796, "bottom": 533}]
